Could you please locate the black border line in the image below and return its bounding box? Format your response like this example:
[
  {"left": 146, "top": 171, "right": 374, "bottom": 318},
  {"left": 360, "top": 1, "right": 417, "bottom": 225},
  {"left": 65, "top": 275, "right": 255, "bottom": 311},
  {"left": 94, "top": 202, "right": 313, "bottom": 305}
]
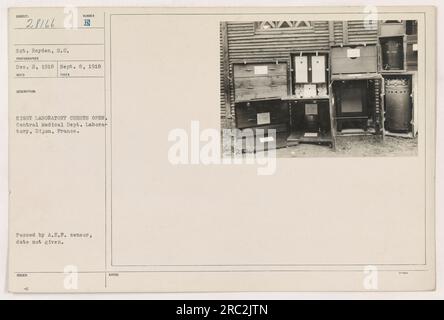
[
  {"left": 14, "top": 269, "right": 429, "bottom": 274},
  {"left": 8, "top": 10, "right": 433, "bottom": 290},
  {"left": 108, "top": 12, "right": 428, "bottom": 269},
  {"left": 103, "top": 10, "right": 108, "bottom": 289}
]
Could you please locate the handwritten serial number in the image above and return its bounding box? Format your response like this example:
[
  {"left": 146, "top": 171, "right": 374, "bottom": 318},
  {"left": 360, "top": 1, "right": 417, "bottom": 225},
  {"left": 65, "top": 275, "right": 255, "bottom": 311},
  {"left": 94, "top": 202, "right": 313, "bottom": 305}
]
[{"left": 26, "top": 18, "right": 55, "bottom": 29}]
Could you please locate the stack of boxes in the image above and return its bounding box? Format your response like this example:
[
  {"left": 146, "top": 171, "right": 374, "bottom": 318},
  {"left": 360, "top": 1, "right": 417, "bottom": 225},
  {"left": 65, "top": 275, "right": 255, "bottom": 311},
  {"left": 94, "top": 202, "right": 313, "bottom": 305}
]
[
  {"left": 379, "top": 20, "right": 418, "bottom": 136},
  {"left": 330, "top": 44, "right": 384, "bottom": 135},
  {"left": 232, "top": 54, "right": 334, "bottom": 152},
  {"left": 285, "top": 51, "right": 334, "bottom": 147},
  {"left": 232, "top": 60, "right": 291, "bottom": 151}
]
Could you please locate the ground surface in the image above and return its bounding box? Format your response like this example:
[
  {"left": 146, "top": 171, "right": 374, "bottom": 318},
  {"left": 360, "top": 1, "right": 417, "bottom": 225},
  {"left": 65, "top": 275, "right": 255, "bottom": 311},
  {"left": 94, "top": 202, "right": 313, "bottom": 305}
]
[{"left": 275, "top": 135, "right": 418, "bottom": 157}]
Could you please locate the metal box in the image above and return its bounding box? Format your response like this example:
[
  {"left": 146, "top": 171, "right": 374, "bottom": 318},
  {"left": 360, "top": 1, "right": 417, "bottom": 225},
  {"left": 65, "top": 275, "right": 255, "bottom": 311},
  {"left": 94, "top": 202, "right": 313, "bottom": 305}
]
[
  {"left": 384, "top": 75, "right": 413, "bottom": 133},
  {"left": 379, "top": 36, "right": 407, "bottom": 72}
]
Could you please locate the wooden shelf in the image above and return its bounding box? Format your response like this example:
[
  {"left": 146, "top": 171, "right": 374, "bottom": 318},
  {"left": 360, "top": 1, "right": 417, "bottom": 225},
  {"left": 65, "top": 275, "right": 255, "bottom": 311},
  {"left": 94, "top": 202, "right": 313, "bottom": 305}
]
[
  {"left": 287, "top": 131, "right": 333, "bottom": 145},
  {"left": 281, "top": 95, "right": 330, "bottom": 101}
]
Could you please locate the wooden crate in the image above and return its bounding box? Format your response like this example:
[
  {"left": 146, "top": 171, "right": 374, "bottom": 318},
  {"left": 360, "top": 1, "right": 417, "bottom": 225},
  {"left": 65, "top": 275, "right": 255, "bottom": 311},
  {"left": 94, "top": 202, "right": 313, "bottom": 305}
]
[
  {"left": 379, "top": 20, "right": 406, "bottom": 37},
  {"left": 331, "top": 44, "right": 378, "bottom": 75}
]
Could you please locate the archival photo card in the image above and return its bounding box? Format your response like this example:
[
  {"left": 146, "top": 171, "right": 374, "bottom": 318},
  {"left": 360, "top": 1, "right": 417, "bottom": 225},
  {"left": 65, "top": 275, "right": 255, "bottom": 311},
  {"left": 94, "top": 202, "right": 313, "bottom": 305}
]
[{"left": 8, "top": 6, "right": 436, "bottom": 293}]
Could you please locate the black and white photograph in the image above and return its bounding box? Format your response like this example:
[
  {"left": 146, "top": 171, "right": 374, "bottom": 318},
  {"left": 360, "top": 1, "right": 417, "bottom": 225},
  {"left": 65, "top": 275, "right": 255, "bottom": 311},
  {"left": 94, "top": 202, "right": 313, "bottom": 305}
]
[
  {"left": 220, "top": 20, "right": 419, "bottom": 157},
  {"left": 1, "top": 3, "right": 440, "bottom": 299}
]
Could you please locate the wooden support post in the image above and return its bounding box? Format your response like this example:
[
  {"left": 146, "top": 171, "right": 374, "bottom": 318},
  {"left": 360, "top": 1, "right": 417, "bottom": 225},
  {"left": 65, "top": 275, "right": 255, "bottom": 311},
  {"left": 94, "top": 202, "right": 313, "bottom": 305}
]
[
  {"left": 328, "top": 21, "right": 335, "bottom": 46},
  {"left": 374, "top": 79, "right": 381, "bottom": 135},
  {"left": 220, "top": 22, "right": 232, "bottom": 129},
  {"left": 329, "top": 83, "right": 337, "bottom": 150},
  {"left": 342, "top": 21, "right": 349, "bottom": 45},
  {"left": 412, "top": 72, "right": 418, "bottom": 137},
  {"left": 380, "top": 77, "right": 386, "bottom": 140}
]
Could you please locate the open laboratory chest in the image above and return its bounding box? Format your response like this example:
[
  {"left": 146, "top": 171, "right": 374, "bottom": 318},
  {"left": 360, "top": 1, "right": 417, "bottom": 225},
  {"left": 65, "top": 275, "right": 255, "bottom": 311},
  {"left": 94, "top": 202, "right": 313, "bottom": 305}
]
[
  {"left": 232, "top": 60, "right": 290, "bottom": 152},
  {"left": 233, "top": 99, "right": 290, "bottom": 152},
  {"left": 376, "top": 21, "right": 417, "bottom": 137},
  {"left": 330, "top": 44, "right": 384, "bottom": 137},
  {"left": 286, "top": 99, "right": 333, "bottom": 146},
  {"left": 331, "top": 74, "right": 384, "bottom": 136},
  {"left": 283, "top": 51, "right": 334, "bottom": 148}
]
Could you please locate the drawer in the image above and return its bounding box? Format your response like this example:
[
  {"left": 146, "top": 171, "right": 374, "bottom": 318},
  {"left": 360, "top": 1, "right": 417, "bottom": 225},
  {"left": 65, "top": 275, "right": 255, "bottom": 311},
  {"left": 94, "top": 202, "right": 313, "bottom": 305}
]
[
  {"left": 234, "top": 74, "right": 287, "bottom": 101},
  {"left": 233, "top": 62, "right": 288, "bottom": 101},
  {"left": 331, "top": 45, "right": 377, "bottom": 74},
  {"left": 233, "top": 63, "right": 287, "bottom": 78},
  {"left": 234, "top": 75, "right": 287, "bottom": 89},
  {"left": 235, "top": 100, "right": 289, "bottom": 129},
  {"left": 236, "top": 124, "right": 289, "bottom": 152},
  {"left": 235, "top": 85, "right": 287, "bottom": 102}
]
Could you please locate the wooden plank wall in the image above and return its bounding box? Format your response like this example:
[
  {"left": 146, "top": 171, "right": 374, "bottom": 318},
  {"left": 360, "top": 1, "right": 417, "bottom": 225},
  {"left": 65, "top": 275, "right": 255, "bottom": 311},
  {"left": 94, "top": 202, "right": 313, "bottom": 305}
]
[
  {"left": 227, "top": 21, "right": 330, "bottom": 60},
  {"left": 220, "top": 23, "right": 229, "bottom": 129},
  {"left": 220, "top": 21, "right": 379, "bottom": 128},
  {"left": 347, "top": 20, "right": 379, "bottom": 44},
  {"left": 333, "top": 21, "right": 344, "bottom": 44}
]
